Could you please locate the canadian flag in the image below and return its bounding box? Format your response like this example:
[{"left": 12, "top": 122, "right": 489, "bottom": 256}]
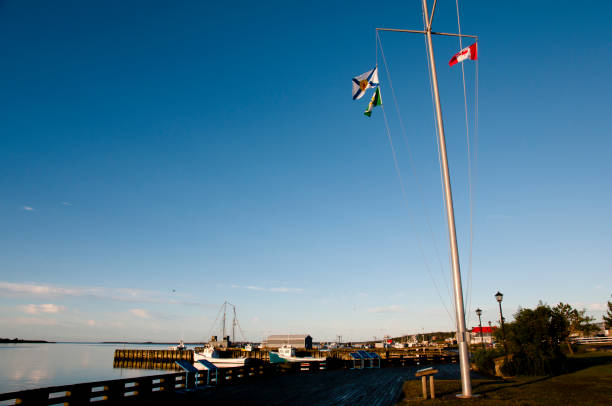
[{"left": 449, "top": 42, "right": 478, "bottom": 67}]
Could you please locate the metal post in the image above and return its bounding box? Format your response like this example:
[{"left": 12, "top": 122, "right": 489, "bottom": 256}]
[
  {"left": 476, "top": 310, "right": 485, "bottom": 350},
  {"left": 498, "top": 301, "right": 508, "bottom": 357},
  {"left": 422, "top": 0, "right": 472, "bottom": 397}
]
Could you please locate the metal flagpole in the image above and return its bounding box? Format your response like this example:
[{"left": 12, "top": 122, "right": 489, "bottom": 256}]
[
  {"left": 421, "top": 0, "right": 472, "bottom": 397},
  {"left": 375, "top": 0, "right": 478, "bottom": 397}
]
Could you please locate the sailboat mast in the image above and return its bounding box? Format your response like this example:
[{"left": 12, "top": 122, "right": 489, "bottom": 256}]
[
  {"left": 232, "top": 304, "right": 237, "bottom": 343},
  {"left": 421, "top": 0, "right": 472, "bottom": 397},
  {"left": 222, "top": 301, "right": 226, "bottom": 339}
]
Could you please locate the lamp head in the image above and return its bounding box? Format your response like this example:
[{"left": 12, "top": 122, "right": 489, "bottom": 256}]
[
  {"left": 475, "top": 308, "right": 482, "bottom": 316},
  {"left": 495, "top": 291, "right": 503, "bottom": 303}
]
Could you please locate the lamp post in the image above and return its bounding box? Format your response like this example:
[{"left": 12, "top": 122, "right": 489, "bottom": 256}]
[
  {"left": 475, "top": 308, "right": 485, "bottom": 350},
  {"left": 495, "top": 291, "right": 508, "bottom": 357}
]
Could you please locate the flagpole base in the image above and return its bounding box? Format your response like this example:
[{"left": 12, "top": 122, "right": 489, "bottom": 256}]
[{"left": 456, "top": 394, "right": 480, "bottom": 399}]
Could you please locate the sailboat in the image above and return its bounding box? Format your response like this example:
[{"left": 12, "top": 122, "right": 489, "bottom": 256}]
[{"left": 194, "top": 301, "right": 253, "bottom": 368}]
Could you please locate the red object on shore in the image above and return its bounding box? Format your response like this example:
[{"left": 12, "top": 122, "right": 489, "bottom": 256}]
[{"left": 472, "top": 326, "right": 495, "bottom": 333}]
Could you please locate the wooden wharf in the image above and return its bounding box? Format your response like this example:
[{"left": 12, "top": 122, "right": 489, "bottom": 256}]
[
  {"left": 113, "top": 348, "right": 193, "bottom": 363},
  {"left": 120, "top": 346, "right": 458, "bottom": 364},
  {"left": 0, "top": 362, "right": 327, "bottom": 405},
  {"left": 2, "top": 348, "right": 460, "bottom": 405},
  {"left": 0, "top": 363, "right": 469, "bottom": 405}
]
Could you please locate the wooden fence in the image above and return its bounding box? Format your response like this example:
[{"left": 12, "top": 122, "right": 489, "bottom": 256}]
[{"left": 570, "top": 336, "right": 612, "bottom": 345}]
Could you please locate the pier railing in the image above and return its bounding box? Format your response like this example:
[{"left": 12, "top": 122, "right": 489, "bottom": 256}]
[
  {"left": 0, "top": 371, "right": 186, "bottom": 406},
  {"left": 570, "top": 336, "right": 612, "bottom": 345},
  {"left": 0, "top": 363, "right": 311, "bottom": 405}
]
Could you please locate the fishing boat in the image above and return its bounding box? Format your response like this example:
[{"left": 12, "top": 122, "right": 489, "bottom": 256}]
[
  {"left": 268, "top": 344, "right": 327, "bottom": 364},
  {"left": 169, "top": 339, "right": 186, "bottom": 351},
  {"left": 193, "top": 344, "right": 250, "bottom": 368}
]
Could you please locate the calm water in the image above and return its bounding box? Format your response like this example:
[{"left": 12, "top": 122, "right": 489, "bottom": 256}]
[{"left": 0, "top": 343, "right": 181, "bottom": 394}]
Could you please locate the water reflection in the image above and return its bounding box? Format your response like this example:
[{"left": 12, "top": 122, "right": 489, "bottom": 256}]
[
  {"left": 113, "top": 360, "right": 181, "bottom": 371},
  {"left": 0, "top": 343, "right": 176, "bottom": 393}
]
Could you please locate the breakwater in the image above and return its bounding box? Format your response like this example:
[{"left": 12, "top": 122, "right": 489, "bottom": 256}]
[{"left": 112, "top": 347, "right": 457, "bottom": 370}]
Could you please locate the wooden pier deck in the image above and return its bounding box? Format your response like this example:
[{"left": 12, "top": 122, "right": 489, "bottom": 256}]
[
  {"left": 0, "top": 361, "right": 475, "bottom": 405},
  {"left": 163, "top": 364, "right": 479, "bottom": 406}
]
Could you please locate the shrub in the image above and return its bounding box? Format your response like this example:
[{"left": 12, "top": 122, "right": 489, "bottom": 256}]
[{"left": 472, "top": 348, "right": 502, "bottom": 376}]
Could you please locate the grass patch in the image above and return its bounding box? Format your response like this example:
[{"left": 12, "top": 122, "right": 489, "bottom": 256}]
[{"left": 397, "top": 352, "right": 612, "bottom": 405}]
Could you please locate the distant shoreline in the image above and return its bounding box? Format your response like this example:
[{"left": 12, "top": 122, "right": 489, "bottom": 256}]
[
  {"left": 102, "top": 341, "right": 205, "bottom": 345},
  {"left": 0, "top": 338, "right": 55, "bottom": 344},
  {"left": 1, "top": 339, "right": 210, "bottom": 345}
]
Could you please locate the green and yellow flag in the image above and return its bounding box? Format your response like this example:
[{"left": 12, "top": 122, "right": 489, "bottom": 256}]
[{"left": 364, "top": 87, "right": 382, "bottom": 117}]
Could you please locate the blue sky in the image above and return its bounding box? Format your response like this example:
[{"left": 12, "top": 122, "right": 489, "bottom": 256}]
[{"left": 1, "top": 0, "right": 611, "bottom": 342}]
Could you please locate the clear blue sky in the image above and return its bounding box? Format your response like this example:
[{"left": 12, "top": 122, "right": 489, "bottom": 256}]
[{"left": 1, "top": 0, "right": 611, "bottom": 342}]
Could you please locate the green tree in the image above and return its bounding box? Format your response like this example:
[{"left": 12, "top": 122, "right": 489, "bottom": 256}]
[
  {"left": 552, "top": 302, "right": 598, "bottom": 337},
  {"left": 495, "top": 303, "right": 568, "bottom": 375},
  {"left": 604, "top": 300, "right": 612, "bottom": 329}
]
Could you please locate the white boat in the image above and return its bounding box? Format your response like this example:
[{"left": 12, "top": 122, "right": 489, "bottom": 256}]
[
  {"left": 193, "top": 344, "right": 249, "bottom": 368},
  {"left": 169, "top": 339, "right": 187, "bottom": 351},
  {"left": 269, "top": 344, "right": 327, "bottom": 363}
]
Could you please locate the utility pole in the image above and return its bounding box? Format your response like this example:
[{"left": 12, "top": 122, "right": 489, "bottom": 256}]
[{"left": 376, "top": 0, "right": 478, "bottom": 398}]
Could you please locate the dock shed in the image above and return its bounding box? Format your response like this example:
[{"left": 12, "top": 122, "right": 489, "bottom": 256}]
[{"left": 263, "top": 334, "right": 313, "bottom": 349}]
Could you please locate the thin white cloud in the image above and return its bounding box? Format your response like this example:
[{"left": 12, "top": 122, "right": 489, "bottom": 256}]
[
  {"left": 367, "top": 305, "right": 405, "bottom": 314},
  {"left": 61, "top": 202, "right": 72, "bottom": 206},
  {"left": 588, "top": 303, "right": 605, "bottom": 311},
  {"left": 130, "top": 309, "right": 151, "bottom": 319},
  {"left": 0, "top": 281, "right": 206, "bottom": 306},
  {"left": 0, "top": 282, "right": 101, "bottom": 297},
  {"left": 7, "top": 317, "right": 59, "bottom": 326},
  {"left": 231, "top": 284, "right": 304, "bottom": 293},
  {"left": 22, "top": 206, "right": 35, "bottom": 211},
  {"left": 20, "top": 304, "right": 66, "bottom": 315}
]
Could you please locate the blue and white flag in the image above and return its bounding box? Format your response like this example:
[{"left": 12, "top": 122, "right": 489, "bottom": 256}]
[{"left": 352, "top": 67, "right": 379, "bottom": 100}]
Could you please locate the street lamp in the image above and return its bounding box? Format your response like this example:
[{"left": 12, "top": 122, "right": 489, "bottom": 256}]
[
  {"left": 495, "top": 291, "right": 508, "bottom": 357},
  {"left": 475, "top": 308, "right": 485, "bottom": 350}
]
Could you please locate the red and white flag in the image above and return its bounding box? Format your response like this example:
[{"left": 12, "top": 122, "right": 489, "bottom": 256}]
[{"left": 449, "top": 42, "right": 478, "bottom": 67}]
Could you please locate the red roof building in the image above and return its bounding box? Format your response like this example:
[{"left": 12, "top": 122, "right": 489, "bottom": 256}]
[
  {"left": 472, "top": 326, "right": 496, "bottom": 334},
  {"left": 470, "top": 326, "right": 497, "bottom": 345}
]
